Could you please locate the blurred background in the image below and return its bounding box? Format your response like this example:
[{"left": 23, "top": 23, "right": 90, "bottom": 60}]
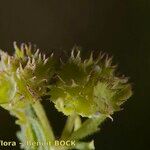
[{"left": 0, "top": 0, "right": 149, "bottom": 150}]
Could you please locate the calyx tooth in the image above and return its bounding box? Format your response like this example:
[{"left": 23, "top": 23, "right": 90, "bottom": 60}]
[
  {"left": 32, "top": 58, "right": 35, "bottom": 64},
  {"left": 108, "top": 115, "right": 113, "bottom": 121},
  {"left": 38, "top": 53, "right": 42, "bottom": 61},
  {"left": 76, "top": 50, "right": 81, "bottom": 59},
  {"left": 19, "top": 63, "right": 23, "bottom": 71},
  {"left": 34, "top": 49, "right": 39, "bottom": 57},
  {"left": 50, "top": 53, "right": 54, "bottom": 57},
  {"left": 27, "top": 57, "right": 31, "bottom": 66},
  {"left": 71, "top": 49, "right": 75, "bottom": 59},
  {"left": 44, "top": 58, "right": 49, "bottom": 64},
  {"left": 43, "top": 54, "right": 46, "bottom": 60},
  {"left": 71, "top": 79, "right": 78, "bottom": 87},
  {"left": 7, "top": 57, "right": 11, "bottom": 65}
]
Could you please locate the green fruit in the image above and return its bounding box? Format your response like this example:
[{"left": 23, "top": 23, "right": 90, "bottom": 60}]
[{"left": 50, "top": 49, "right": 132, "bottom": 118}]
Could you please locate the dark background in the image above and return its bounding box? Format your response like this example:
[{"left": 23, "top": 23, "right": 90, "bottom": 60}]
[{"left": 0, "top": 0, "right": 150, "bottom": 150}]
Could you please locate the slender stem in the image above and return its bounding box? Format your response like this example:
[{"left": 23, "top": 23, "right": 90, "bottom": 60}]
[
  {"left": 60, "top": 113, "right": 77, "bottom": 140},
  {"left": 32, "top": 101, "right": 55, "bottom": 142},
  {"left": 69, "top": 115, "right": 107, "bottom": 141}
]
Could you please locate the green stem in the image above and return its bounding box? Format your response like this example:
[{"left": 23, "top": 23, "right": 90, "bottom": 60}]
[
  {"left": 32, "top": 101, "right": 55, "bottom": 142},
  {"left": 60, "top": 113, "right": 77, "bottom": 140},
  {"left": 69, "top": 115, "right": 107, "bottom": 141}
]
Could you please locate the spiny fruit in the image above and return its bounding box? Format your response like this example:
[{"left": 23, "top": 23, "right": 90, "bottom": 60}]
[
  {"left": 0, "top": 42, "right": 55, "bottom": 107},
  {"left": 50, "top": 47, "right": 132, "bottom": 118}
]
